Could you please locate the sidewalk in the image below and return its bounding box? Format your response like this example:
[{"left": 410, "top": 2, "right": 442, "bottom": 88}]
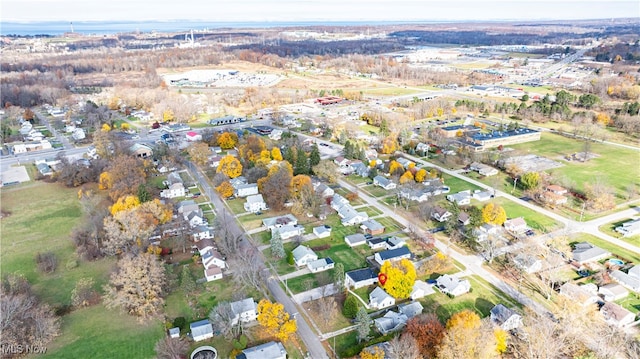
[
  {"left": 292, "top": 283, "right": 339, "bottom": 304},
  {"left": 281, "top": 267, "right": 310, "bottom": 280}
]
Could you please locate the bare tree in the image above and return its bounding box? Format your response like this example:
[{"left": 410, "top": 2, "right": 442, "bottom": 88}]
[
  {"left": 388, "top": 333, "right": 421, "bottom": 359},
  {"left": 214, "top": 212, "right": 242, "bottom": 257},
  {"left": 231, "top": 247, "right": 267, "bottom": 295},
  {"left": 154, "top": 337, "right": 189, "bottom": 359},
  {"left": 209, "top": 301, "right": 239, "bottom": 339},
  {"left": 315, "top": 292, "right": 337, "bottom": 329}
]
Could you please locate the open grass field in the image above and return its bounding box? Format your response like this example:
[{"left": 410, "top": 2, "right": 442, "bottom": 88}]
[
  {"left": 508, "top": 132, "right": 640, "bottom": 201},
  {"left": 358, "top": 87, "right": 421, "bottom": 96},
  {"left": 441, "top": 174, "right": 482, "bottom": 194},
  {"left": 41, "top": 304, "right": 164, "bottom": 359},
  {"left": 304, "top": 236, "right": 371, "bottom": 272},
  {"left": 492, "top": 197, "right": 561, "bottom": 232}
]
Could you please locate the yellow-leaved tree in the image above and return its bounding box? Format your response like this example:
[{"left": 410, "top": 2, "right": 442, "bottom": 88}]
[
  {"left": 271, "top": 147, "right": 283, "bottom": 161},
  {"left": 290, "top": 174, "right": 312, "bottom": 197},
  {"left": 388, "top": 160, "right": 404, "bottom": 176},
  {"left": 415, "top": 168, "right": 427, "bottom": 183},
  {"left": 187, "top": 142, "right": 210, "bottom": 166},
  {"left": 381, "top": 136, "right": 399, "bottom": 154},
  {"left": 438, "top": 310, "right": 498, "bottom": 359},
  {"left": 217, "top": 132, "right": 238, "bottom": 150},
  {"left": 400, "top": 171, "right": 414, "bottom": 184},
  {"left": 110, "top": 195, "right": 141, "bottom": 215},
  {"left": 217, "top": 155, "right": 243, "bottom": 178},
  {"left": 256, "top": 299, "right": 297, "bottom": 342},
  {"left": 494, "top": 328, "right": 508, "bottom": 354},
  {"left": 379, "top": 258, "right": 416, "bottom": 299},
  {"left": 216, "top": 181, "right": 234, "bottom": 198},
  {"left": 98, "top": 171, "right": 113, "bottom": 190},
  {"left": 360, "top": 346, "right": 385, "bottom": 359},
  {"left": 481, "top": 203, "right": 507, "bottom": 225}
]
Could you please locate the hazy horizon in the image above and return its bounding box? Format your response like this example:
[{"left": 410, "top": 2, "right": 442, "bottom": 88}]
[{"left": 3, "top": 0, "right": 639, "bottom": 23}]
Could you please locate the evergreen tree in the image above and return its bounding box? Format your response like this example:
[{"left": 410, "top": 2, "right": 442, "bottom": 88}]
[
  {"left": 137, "top": 184, "right": 151, "bottom": 203},
  {"left": 284, "top": 146, "right": 296, "bottom": 166},
  {"left": 309, "top": 145, "right": 321, "bottom": 168},
  {"left": 270, "top": 231, "right": 285, "bottom": 259},
  {"left": 294, "top": 150, "right": 309, "bottom": 175},
  {"left": 355, "top": 307, "right": 371, "bottom": 342},
  {"left": 343, "top": 141, "right": 354, "bottom": 159}
]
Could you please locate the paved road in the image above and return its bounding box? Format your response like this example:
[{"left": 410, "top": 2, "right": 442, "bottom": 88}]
[{"left": 186, "top": 162, "right": 328, "bottom": 359}]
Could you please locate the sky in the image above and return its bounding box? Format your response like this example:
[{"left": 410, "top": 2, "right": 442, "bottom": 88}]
[{"left": 2, "top": 0, "right": 639, "bottom": 23}]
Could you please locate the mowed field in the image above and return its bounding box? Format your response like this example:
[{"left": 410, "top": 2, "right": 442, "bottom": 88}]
[
  {"left": 509, "top": 132, "right": 640, "bottom": 200},
  {"left": 1, "top": 182, "right": 161, "bottom": 359}
]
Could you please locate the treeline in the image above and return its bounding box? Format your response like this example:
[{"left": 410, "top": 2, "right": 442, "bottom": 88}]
[{"left": 229, "top": 38, "right": 405, "bottom": 57}]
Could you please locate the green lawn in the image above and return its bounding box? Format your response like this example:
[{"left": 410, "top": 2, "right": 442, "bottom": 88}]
[
  {"left": 41, "top": 305, "right": 164, "bottom": 359},
  {"left": 226, "top": 197, "right": 247, "bottom": 215},
  {"left": 509, "top": 132, "right": 640, "bottom": 201},
  {"left": 361, "top": 185, "right": 390, "bottom": 198},
  {"left": 441, "top": 174, "right": 482, "bottom": 194},
  {"left": 346, "top": 174, "right": 370, "bottom": 185},
  {"left": 375, "top": 217, "right": 405, "bottom": 233},
  {"left": 303, "top": 236, "right": 371, "bottom": 272},
  {"left": 599, "top": 218, "right": 640, "bottom": 247},
  {"left": 616, "top": 292, "right": 640, "bottom": 315},
  {"left": 492, "top": 197, "right": 561, "bottom": 233},
  {"left": 570, "top": 233, "right": 640, "bottom": 263}
]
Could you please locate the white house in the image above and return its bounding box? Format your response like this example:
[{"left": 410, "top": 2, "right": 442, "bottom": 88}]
[
  {"left": 205, "top": 267, "right": 223, "bottom": 282},
  {"left": 598, "top": 283, "right": 629, "bottom": 302},
  {"left": 410, "top": 280, "right": 436, "bottom": 300},
  {"left": 615, "top": 218, "right": 640, "bottom": 237},
  {"left": 490, "top": 304, "right": 522, "bottom": 331},
  {"left": 345, "top": 233, "right": 367, "bottom": 247},
  {"left": 239, "top": 341, "right": 287, "bottom": 359},
  {"left": 374, "top": 247, "right": 412, "bottom": 265},
  {"left": 72, "top": 128, "right": 86, "bottom": 141},
  {"left": 185, "top": 131, "right": 202, "bottom": 142},
  {"left": 513, "top": 254, "right": 542, "bottom": 274},
  {"left": 367, "top": 238, "right": 388, "bottom": 250},
  {"left": 307, "top": 258, "right": 335, "bottom": 273},
  {"left": 559, "top": 283, "right": 600, "bottom": 306},
  {"left": 190, "top": 320, "right": 214, "bottom": 341},
  {"left": 447, "top": 191, "right": 471, "bottom": 205},
  {"left": 338, "top": 205, "right": 368, "bottom": 226},
  {"left": 431, "top": 206, "right": 452, "bottom": 223},
  {"left": 186, "top": 211, "right": 206, "bottom": 228},
  {"left": 194, "top": 238, "right": 215, "bottom": 255},
  {"left": 504, "top": 217, "right": 528, "bottom": 234},
  {"left": 193, "top": 225, "right": 213, "bottom": 241},
  {"left": 244, "top": 194, "right": 267, "bottom": 213},
  {"left": 345, "top": 268, "right": 378, "bottom": 289},
  {"left": 572, "top": 242, "right": 610, "bottom": 264},
  {"left": 263, "top": 214, "right": 298, "bottom": 230},
  {"left": 272, "top": 225, "right": 305, "bottom": 240},
  {"left": 385, "top": 237, "right": 406, "bottom": 250},
  {"left": 436, "top": 274, "right": 471, "bottom": 296},
  {"left": 314, "top": 183, "right": 335, "bottom": 198},
  {"left": 230, "top": 298, "right": 258, "bottom": 325},
  {"left": 313, "top": 225, "right": 332, "bottom": 238},
  {"left": 369, "top": 287, "right": 395, "bottom": 309},
  {"left": 473, "top": 190, "right": 492, "bottom": 202},
  {"left": 610, "top": 268, "right": 640, "bottom": 292},
  {"left": 202, "top": 249, "right": 226, "bottom": 269},
  {"left": 600, "top": 302, "right": 636, "bottom": 327},
  {"left": 161, "top": 182, "right": 186, "bottom": 199},
  {"left": 373, "top": 175, "right": 397, "bottom": 190},
  {"left": 374, "top": 310, "right": 408, "bottom": 335},
  {"left": 235, "top": 183, "right": 259, "bottom": 198},
  {"left": 292, "top": 245, "right": 318, "bottom": 267}
]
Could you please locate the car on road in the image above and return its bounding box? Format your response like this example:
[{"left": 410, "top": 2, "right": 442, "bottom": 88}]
[{"left": 319, "top": 143, "right": 329, "bottom": 147}]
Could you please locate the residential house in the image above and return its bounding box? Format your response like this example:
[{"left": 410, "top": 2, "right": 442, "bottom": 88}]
[
  {"left": 547, "top": 184, "right": 568, "bottom": 195},
  {"left": 72, "top": 128, "right": 86, "bottom": 141},
  {"left": 263, "top": 214, "right": 298, "bottom": 230},
  {"left": 185, "top": 131, "right": 202, "bottom": 142},
  {"left": 186, "top": 211, "right": 206, "bottom": 227},
  {"left": 399, "top": 187, "right": 431, "bottom": 203},
  {"left": 374, "top": 310, "right": 408, "bottom": 335},
  {"left": 446, "top": 190, "right": 471, "bottom": 205},
  {"left": 599, "top": 283, "right": 629, "bottom": 302},
  {"left": 504, "top": 217, "right": 528, "bottom": 234},
  {"left": 367, "top": 238, "right": 388, "bottom": 250},
  {"left": 330, "top": 194, "right": 350, "bottom": 211},
  {"left": 345, "top": 233, "right": 367, "bottom": 247},
  {"left": 230, "top": 298, "right": 258, "bottom": 325},
  {"left": 307, "top": 258, "right": 335, "bottom": 273},
  {"left": 230, "top": 176, "right": 248, "bottom": 189},
  {"left": 473, "top": 190, "right": 492, "bottom": 202},
  {"left": 369, "top": 287, "right": 395, "bottom": 309},
  {"left": 202, "top": 249, "right": 226, "bottom": 270},
  {"left": 415, "top": 142, "right": 430, "bottom": 154},
  {"left": 314, "top": 183, "right": 335, "bottom": 198},
  {"left": 610, "top": 267, "right": 640, "bottom": 292},
  {"left": 292, "top": 245, "right": 318, "bottom": 267},
  {"left": 559, "top": 283, "right": 599, "bottom": 306},
  {"left": 338, "top": 205, "right": 368, "bottom": 226},
  {"left": 364, "top": 149, "right": 378, "bottom": 161},
  {"left": 244, "top": 194, "right": 267, "bottom": 213},
  {"left": 490, "top": 304, "right": 522, "bottom": 331},
  {"left": 178, "top": 200, "right": 200, "bottom": 215},
  {"left": 436, "top": 274, "right": 471, "bottom": 296},
  {"left": 396, "top": 158, "right": 414, "bottom": 168},
  {"left": 313, "top": 225, "right": 332, "bottom": 238},
  {"left": 334, "top": 156, "right": 350, "bottom": 167},
  {"left": 36, "top": 163, "right": 53, "bottom": 176},
  {"left": 470, "top": 162, "right": 498, "bottom": 176},
  {"left": 615, "top": 218, "right": 640, "bottom": 237},
  {"left": 351, "top": 162, "right": 370, "bottom": 178},
  {"left": 190, "top": 319, "right": 214, "bottom": 341},
  {"left": 211, "top": 146, "right": 222, "bottom": 154},
  {"left": 345, "top": 268, "right": 378, "bottom": 289},
  {"left": 572, "top": 242, "right": 610, "bottom": 264},
  {"left": 542, "top": 191, "right": 568, "bottom": 205},
  {"left": 161, "top": 182, "right": 186, "bottom": 199},
  {"left": 398, "top": 301, "right": 424, "bottom": 319},
  {"left": 385, "top": 237, "right": 406, "bottom": 250},
  {"left": 601, "top": 302, "right": 636, "bottom": 327},
  {"left": 236, "top": 341, "right": 287, "bottom": 359},
  {"left": 458, "top": 212, "right": 471, "bottom": 226},
  {"left": 374, "top": 247, "right": 412, "bottom": 265},
  {"left": 193, "top": 225, "right": 213, "bottom": 241},
  {"left": 273, "top": 224, "right": 305, "bottom": 240},
  {"left": 373, "top": 175, "right": 397, "bottom": 190},
  {"left": 193, "top": 238, "right": 215, "bottom": 255},
  {"left": 361, "top": 219, "right": 385, "bottom": 235},
  {"left": 235, "top": 183, "right": 259, "bottom": 198},
  {"left": 513, "top": 254, "right": 542, "bottom": 274},
  {"left": 205, "top": 266, "right": 223, "bottom": 282},
  {"left": 129, "top": 143, "right": 153, "bottom": 159},
  {"left": 410, "top": 280, "right": 435, "bottom": 300},
  {"left": 431, "top": 206, "right": 452, "bottom": 223},
  {"left": 209, "top": 155, "right": 223, "bottom": 168}
]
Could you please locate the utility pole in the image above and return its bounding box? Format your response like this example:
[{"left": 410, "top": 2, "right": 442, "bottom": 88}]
[
  {"left": 512, "top": 177, "right": 518, "bottom": 194},
  {"left": 580, "top": 201, "right": 586, "bottom": 222}
]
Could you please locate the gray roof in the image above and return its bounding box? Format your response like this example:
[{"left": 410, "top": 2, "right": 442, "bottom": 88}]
[
  {"left": 238, "top": 341, "right": 286, "bottom": 359},
  {"left": 490, "top": 304, "right": 518, "bottom": 325},
  {"left": 307, "top": 258, "right": 334, "bottom": 271},
  {"left": 230, "top": 298, "right": 257, "bottom": 317},
  {"left": 369, "top": 286, "right": 394, "bottom": 306},
  {"left": 398, "top": 301, "right": 423, "bottom": 318},
  {"left": 292, "top": 245, "right": 317, "bottom": 261},
  {"left": 373, "top": 175, "right": 392, "bottom": 187},
  {"left": 190, "top": 319, "right": 213, "bottom": 338},
  {"left": 345, "top": 233, "right": 367, "bottom": 245},
  {"left": 572, "top": 242, "right": 609, "bottom": 263},
  {"left": 245, "top": 194, "right": 265, "bottom": 204},
  {"left": 361, "top": 219, "right": 384, "bottom": 232},
  {"left": 374, "top": 311, "right": 407, "bottom": 334},
  {"left": 610, "top": 270, "right": 640, "bottom": 292},
  {"left": 263, "top": 214, "right": 298, "bottom": 228}
]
